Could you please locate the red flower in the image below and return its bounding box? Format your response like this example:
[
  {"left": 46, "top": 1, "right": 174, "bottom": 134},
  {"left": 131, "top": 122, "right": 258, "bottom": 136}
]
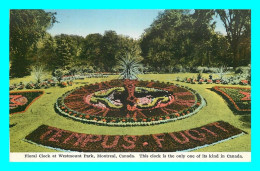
[
  {"left": 241, "top": 80, "right": 248, "bottom": 84},
  {"left": 175, "top": 113, "right": 180, "bottom": 117},
  {"left": 143, "top": 142, "right": 149, "bottom": 146}
]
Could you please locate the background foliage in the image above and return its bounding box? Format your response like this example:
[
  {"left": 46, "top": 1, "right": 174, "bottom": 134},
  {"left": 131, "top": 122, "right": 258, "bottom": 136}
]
[{"left": 9, "top": 9, "right": 251, "bottom": 77}]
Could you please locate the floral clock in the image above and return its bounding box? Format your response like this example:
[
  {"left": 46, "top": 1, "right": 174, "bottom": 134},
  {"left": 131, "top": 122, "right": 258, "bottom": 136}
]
[{"left": 55, "top": 80, "right": 205, "bottom": 126}]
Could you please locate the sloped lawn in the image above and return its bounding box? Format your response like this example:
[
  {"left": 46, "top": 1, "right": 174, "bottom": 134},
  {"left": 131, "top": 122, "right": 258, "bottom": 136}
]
[{"left": 9, "top": 74, "right": 251, "bottom": 152}]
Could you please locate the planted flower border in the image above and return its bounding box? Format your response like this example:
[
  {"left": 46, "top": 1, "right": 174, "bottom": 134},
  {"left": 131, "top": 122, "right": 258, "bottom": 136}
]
[
  {"left": 176, "top": 77, "right": 249, "bottom": 85},
  {"left": 212, "top": 86, "right": 251, "bottom": 112},
  {"left": 55, "top": 80, "right": 206, "bottom": 126},
  {"left": 24, "top": 121, "right": 245, "bottom": 152},
  {"left": 10, "top": 90, "right": 44, "bottom": 115}
]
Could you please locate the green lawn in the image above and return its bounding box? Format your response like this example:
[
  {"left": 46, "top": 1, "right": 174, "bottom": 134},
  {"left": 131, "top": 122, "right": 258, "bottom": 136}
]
[{"left": 9, "top": 73, "right": 251, "bottom": 152}]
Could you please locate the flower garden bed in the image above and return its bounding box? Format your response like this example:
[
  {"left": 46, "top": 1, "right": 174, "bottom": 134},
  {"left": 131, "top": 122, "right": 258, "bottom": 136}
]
[
  {"left": 10, "top": 80, "right": 73, "bottom": 91},
  {"left": 176, "top": 77, "right": 250, "bottom": 85},
  {"left": 24, "top": 121, "right": 245, "bottom": 152},
  {"left": 10, "top": 91, "right": 44, "bottom": 114},
  {"left": 212, "top": 86, "right": 251, "bottom": 113},
  {"left": 55, "top": 79, "right": 205, "bottom": 126}
]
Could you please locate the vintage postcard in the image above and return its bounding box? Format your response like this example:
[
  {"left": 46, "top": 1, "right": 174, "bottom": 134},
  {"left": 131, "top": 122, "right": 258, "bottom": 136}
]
[{"left": 9, "top": 9, "right": 251, "bottom": 162}]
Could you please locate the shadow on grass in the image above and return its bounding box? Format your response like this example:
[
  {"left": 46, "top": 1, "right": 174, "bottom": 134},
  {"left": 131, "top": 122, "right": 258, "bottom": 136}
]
[
  {"left": 9, "top": 123, "right": 17, "bottom": 128},
  {"left": 239, "top": 114, "right": 251, "bottom": 128}
]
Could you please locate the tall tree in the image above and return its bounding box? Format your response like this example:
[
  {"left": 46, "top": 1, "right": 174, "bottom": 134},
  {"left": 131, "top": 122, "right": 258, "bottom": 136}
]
[
  {"left": 140, "top": 9, "right": 238, "bottom": 71},
  {"left": 101, "top": 30, "right": 120, "bottom": 71},
  {"left": 10, "top": 10, "right": 57, "bottom": 77},
  {"left": 117, "top": 36, "right": 142, "bottom": 60},
  {"left": 140, "top": 10, "right": 196, "bottom": 71},
  {"left": 55, "top": 36, "right": 73, "bottom": 69},
  {"left": 26, "top": 33, "right": 57, "bottom": 70},
  {"left": 191, "top": 10, "right": 215, "bottom": 66},
  {"left": 39, "top": 35, "right": 57, "bottom": 70},
  {"left": 80, "top": 33, "right": 103, "bottom": 70},
  {"left": 216, "top": 9, "right": 251, "bottom": 67},
  {"left": 79, "top": 32, "right": 141, "bottom": 72}
]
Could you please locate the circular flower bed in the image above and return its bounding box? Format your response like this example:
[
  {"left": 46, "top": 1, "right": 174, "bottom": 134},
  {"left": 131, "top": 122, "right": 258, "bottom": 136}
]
[{"left": 55, "top": 80, "right": 205, "bottom": 126}]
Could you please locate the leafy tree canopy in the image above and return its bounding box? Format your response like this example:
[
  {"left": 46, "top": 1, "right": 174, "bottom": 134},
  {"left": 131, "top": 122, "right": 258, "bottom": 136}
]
[{"left": 10, "top": 10, "right": 57, "bottom": 77}]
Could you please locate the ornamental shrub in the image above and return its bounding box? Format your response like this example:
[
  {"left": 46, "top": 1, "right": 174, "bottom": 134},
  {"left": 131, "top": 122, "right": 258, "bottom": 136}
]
[
  {"left": 53, "top": 69, "right": 65, "bottom": 83},
  {"left": 25, "top": 82, "right": 35, "bottom": 89}
]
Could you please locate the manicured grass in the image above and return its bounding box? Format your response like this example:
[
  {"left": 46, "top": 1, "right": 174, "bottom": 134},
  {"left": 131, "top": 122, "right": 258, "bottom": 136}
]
[{"left": 9, "top": 73, "right": 251, "bottom": 152}]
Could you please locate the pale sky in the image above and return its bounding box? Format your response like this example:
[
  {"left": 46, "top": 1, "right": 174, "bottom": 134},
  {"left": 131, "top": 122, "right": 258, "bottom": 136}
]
[{"left": 45, "top": 9, "right": 226, "bottom": 39}]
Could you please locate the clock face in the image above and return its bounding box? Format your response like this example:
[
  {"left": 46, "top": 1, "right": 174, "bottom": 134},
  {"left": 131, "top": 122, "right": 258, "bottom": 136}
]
[{"left": 56, "top": 80, "right": 204, "bottom": 126}]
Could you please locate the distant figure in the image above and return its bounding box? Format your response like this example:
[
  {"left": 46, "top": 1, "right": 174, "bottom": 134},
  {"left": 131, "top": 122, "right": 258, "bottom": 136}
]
[{"left": 209, "top": 74, "right": 212, "bottom": 80}]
